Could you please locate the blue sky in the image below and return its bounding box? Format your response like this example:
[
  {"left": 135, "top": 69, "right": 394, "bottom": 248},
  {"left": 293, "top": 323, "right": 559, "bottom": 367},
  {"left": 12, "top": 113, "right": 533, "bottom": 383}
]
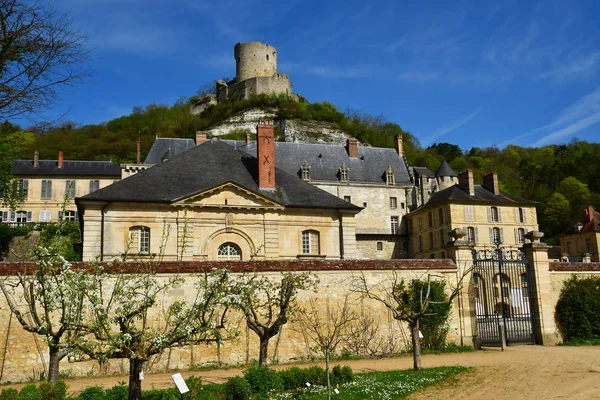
[{"left": 25, "top": 0, "right": 600, "bottom": 150}]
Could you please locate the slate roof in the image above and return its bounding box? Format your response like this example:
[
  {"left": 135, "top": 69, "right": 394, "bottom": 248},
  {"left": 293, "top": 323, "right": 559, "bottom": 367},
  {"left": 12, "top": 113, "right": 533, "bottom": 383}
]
[
  {"left": 435, "top": 160, "right": 456, "bottom": 177},
  {"left": 13, "top": 160, "right": 121, "bottom": 176},
  {"left": 79, "top": 140, "right": 360, "bottom": 211},
  {"left": 561, "top": 206, "right": 600, "bottom": 235},
  {"left": 414, "top": 184, "right": 537, "bottom": 212},
  {"left": 143, "top": 138, "right": 195, "bottom": 164},
  {"left": 411, "top": 167, "right": 435, "bottom": 179},
  {"left": 237, "top": 142, "right": 412, "bottom": 186}
]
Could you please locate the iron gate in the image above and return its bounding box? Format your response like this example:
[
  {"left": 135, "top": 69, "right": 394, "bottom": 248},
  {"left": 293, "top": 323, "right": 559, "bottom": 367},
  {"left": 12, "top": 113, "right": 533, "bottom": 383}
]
[{"left": 472, "top": 248, "right": 536, "bottom": 346}]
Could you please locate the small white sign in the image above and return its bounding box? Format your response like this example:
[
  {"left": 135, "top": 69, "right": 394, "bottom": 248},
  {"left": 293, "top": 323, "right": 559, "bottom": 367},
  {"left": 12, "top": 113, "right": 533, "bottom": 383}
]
[
  {"left": 334, "top": 388, "right": 340, "bottom": 394},
  {"left": 139, "top": 371, "right": 144, "bottom": 380},
  {"left": 172, "top": 373, "right": 190, "bottom": 394},
  {"left": 418, "top": 330, "right": 424, "bottom": 339},
  {"left": 305, "top": 382, "right": 311, "bottom": 387}
]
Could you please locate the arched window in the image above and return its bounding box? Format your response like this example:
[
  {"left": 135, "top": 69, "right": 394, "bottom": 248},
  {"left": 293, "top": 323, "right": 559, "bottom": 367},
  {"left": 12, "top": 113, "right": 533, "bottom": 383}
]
[
  {"left": 467, "top": 227, "right": 476, "bottom": 243},
  {"left": 489, "top": 206, "right": 499, "bottom": 222},
  {"left": 301, "top": 161, "right": 311, "bottom": 182},
  {"left": 302, "top": 230, "right": 320, "bottom": 255},
  {"left": 473, "top": 273, "right": 487, "bottom": 315},
  {"left": 491, "top": 227, "right": 502, "bottom": 244},
  {"left": 217, "top": 242, "right": 242, "bottom": 260},
  {"left": 130, "top": 226, "right": 150, "bottom": 254}
]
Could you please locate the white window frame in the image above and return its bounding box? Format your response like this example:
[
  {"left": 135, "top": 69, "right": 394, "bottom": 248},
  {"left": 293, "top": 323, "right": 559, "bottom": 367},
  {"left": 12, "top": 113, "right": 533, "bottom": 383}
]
[
  {"left": 89, "top": 180, "right": 100, "bottom": 193},
  {"left": 301, "top": 230, "right": 320, "bottom": 255},
  {"left": 465, "top": 206, "right": 474, "bottom": 222},
  {"left": 390, "top": 197, "right": 397, "bottom": 209},
  {"left": 39, "top": 210, "right": 52, "bottom": 222},
  {"left": 391, "top": 216, "right": 399, "bottom": 235},
  {"left": 130, "top": 226, "right": 150, "bottom": 254}
]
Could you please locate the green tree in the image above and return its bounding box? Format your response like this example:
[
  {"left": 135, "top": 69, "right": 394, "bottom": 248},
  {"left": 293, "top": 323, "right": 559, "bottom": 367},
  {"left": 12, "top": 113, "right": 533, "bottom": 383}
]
[
  {"left": 543, "top": 192, "right": 571, "bottom": 236},
  {"left": 557, "top": 177, "right": 591, "bottom": 222}
]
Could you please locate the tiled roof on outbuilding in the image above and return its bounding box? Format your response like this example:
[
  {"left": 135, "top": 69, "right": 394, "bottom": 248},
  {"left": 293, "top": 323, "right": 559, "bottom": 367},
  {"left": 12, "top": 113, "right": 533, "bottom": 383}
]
[{"left": 13, "top": 160, "right": 121, "bottom": 176}]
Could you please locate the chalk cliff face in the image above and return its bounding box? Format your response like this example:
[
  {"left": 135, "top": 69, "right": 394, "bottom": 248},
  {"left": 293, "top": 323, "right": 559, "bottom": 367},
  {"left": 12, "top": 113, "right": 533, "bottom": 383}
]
[{"left": 202, "top": 108, "right": 356, "bottom": 146}]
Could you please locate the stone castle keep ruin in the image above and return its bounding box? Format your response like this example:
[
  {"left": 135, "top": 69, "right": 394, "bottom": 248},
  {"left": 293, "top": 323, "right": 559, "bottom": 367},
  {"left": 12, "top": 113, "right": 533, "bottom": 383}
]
[{"left": 191, "top": 42, "right": 296, "bottom": 113}]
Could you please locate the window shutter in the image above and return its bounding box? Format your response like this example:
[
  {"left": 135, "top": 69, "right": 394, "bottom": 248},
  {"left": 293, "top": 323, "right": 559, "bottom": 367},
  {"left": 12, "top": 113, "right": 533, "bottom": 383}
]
[
  {"left": 474, "top": 227, "right": 479, "bottom": 243},
  {"left": 58, "top": 211, "right": 63, "bottom": 221},
  {"left": 498, "top": 207, "right": 502, "bottom": 222},
  {"left": 489, "top": 228, "right": 493, "bottom": 243},
  {"left": 48, "top": 181, "right": 52, "bottom": 198},
  {"left": 523, "top": 208, "right": 527, "bottom": 224},
  {"left": 39, "top": 211, "right": 44, "bottom": 222},
  {"left": 26, "top": 211, "right": 32, "bottom": 222},
  {"left": 500, "top": 228, "right": 504, "bottom": 243},
  {"left": 515, "top": 209, "right": 520, "bottom": 223},
  {"left": 10, "top": 211, "right": 15, "bottom": 222},
  {"left": 75, "top": 211, "right": 79, "bottom": 219},
  {"left": 23, "top": 180, "right": 29, "bottom": 191},
  {"left": 465, "top": 206, "right": 473, "bottom": 222},
  {"left": 514, "top": 228, "right": 518, "bottom": 244},
  {"left": 1, "top": 211, "right": 7, "bottom": 221},
  {"left": 487, "top": 207, "right": 492, "bottom": 222}
]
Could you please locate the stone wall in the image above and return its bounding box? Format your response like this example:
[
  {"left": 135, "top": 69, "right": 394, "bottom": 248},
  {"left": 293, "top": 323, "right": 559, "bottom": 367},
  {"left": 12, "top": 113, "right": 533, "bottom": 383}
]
[{"left": 0, "top": 259, "right": 460, "bottom": 383}]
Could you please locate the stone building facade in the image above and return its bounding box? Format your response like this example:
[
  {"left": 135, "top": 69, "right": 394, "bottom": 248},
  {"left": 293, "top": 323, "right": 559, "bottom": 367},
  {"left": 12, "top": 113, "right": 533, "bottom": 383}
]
[
  {"left": 0, "top": 152, "right": 120, "bottom": 225},
  {"left": 559, "top": 205, "right": 600, "bottom": 262}
]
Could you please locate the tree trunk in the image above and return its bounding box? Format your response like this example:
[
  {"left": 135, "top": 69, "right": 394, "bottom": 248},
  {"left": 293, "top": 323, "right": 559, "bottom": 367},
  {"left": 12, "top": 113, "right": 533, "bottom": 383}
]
[
  {"left": 258, "top": 337, "right": 269, "bottom": 367},
  {"left": 326, "top": 349, "right": 331, "bottom": 400},
  {"left": 411, "top": 320, "right": 422, "bottom": 370},
  {"left": 47, "top": 344, "right": 62, "bottom": 384},
  {"left": 128, "top": 358, "right": 144, "bottom": 400}
]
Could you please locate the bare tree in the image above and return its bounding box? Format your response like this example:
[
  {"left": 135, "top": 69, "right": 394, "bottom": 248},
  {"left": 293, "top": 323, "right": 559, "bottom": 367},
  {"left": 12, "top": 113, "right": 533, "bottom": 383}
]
[
  {"left": 352, "top": 270, "right": 468, "bottom": 370},
  {"left": 230, "top": 271, "right": 317, "bottom": 367},
  {"left": 298, "top": 295, "right": 356, "bottom": 400},
  {"left": 0, "top": 0, "right": 90, "bottom": 120},
  {"left": 0, "top": 247, "right": 88, "bottom": 383}
]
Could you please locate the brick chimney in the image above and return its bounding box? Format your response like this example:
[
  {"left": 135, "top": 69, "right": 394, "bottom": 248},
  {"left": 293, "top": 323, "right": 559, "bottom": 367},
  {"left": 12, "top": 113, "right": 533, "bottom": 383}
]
[
  {"left": 482, "top": 171, "right": 499, "bottom": 195},
  {"left": 585, "top": 205, "right": 595, "bottom": 222},
  {"left": 257, "top": 121, "right": 275, "bottom": 190},
  {"left": 394, "top": 134, "right": 403, "bottom": 156},
  {"left": 58, "top": 151, "right": 63, "bottom": 168},
  {"left": 33, "top": 150, "right": 39, "bottom": 167},
  {"left": 347, "top": 137, "right": 358, "bottom": 158},
  {"left": 458, "top": 169, "right": 475, "bottom": 196},
  {"left": 246, "top": 133, "right": 252, "bottom": 145},
  {"left": 195, "top": 131, "right": 207, "bottom": 146}
]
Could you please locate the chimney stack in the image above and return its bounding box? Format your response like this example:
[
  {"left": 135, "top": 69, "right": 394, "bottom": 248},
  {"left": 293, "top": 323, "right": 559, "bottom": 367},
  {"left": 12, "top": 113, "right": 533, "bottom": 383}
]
[
  {"left": 257, "top": 121, "right": 276, "bottom": 190},
  {"left": 586, "top": 205, "right": 595, "bottom": 222},
  {"left": 394, "top": 134, "right": 403, "bottom": 156},
  {"left": 195, "top": 131, "right": 207, "bottom": 146},
  {"left": 33, "top": 150, "right": 39, "bottom": 167},
  {"left": 482, "top": 171, "right": 499, "bottom": 195},
  {"left": 458, "top": 169, "right": 475, "bottom": 196},
  {"left": 246, "top": 133, "right": 251, "bottom": 145},
  {"left": 347, "top": 137, "right": 358, "bottom": 158},
  {"left": 58, "top": 151, "right": 63, "bottom": 168}
]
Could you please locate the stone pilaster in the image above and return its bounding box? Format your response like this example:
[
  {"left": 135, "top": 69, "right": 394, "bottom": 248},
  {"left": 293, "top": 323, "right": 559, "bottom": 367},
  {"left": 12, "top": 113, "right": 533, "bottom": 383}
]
[
  {"left": 445, "top": 239, "right": 476, "bottom": 347},
  {"left": 177, "top": 210, "right": 194, "bottom": 261},
  {"left": 522, "top": 239, "right": 558, "bottom": 345}
]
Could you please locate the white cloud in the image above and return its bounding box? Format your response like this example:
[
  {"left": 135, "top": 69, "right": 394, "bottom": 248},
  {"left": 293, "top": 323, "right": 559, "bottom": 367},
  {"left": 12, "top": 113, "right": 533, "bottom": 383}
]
[
  {"left": 422, "top": 110, "right": 480, "bottom": 146},
  {"left": 306, "top": 66, "right": 370, "bottom": 79}
]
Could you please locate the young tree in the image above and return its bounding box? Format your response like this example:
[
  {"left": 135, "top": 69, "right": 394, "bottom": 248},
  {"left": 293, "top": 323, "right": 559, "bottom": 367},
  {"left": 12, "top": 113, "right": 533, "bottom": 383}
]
[
  {"left": 72, "top": 266, "right": 234, "bottom": 400},
  {"left": 353, "top": 271, "right": 464, "bottom": 370},
  {"left": 0, "top": 0, "right": 90, "bottom": 120},
  {"left": 0, "top": 247, "right": 88, "bottom": 383},
  {"left": 298, "top": 295, "right": 356, "bottom": 400},
  {"left": 230, "top": 272, "right": 317, "bottom": 367}
]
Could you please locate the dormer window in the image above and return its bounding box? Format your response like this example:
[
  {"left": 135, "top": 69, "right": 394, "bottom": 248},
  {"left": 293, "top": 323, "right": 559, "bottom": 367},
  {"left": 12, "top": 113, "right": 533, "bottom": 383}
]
[
  {"left": 301, "top": 160, "right": 311, "bottom": 182},
  {"left": 339, "top": 162, "right": 349, "bottom": 183},
  {"left": 386, "top": 165, "right": 395, "bottom": 185}
]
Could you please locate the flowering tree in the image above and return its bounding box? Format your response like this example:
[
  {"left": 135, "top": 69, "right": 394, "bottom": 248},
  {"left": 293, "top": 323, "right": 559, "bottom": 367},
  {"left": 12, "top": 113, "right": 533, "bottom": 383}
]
[
  {"left": 298, "top": 295, "right": 356, "bottom": 400},
  {"left": 230, "top": 272, "right": 317, "bottom": 366},
  {"left": 72, "top": 266, "right": 234, "bottom": 400},
  {"left": 0, "top": 247, "right": 88, "bottom": 383}
]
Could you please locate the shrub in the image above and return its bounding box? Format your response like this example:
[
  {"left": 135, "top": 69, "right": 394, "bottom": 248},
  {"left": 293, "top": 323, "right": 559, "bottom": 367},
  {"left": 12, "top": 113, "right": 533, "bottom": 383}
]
[
  {"left": 414, "top": 280, "right": 451, "bottom": 350},
  {"left": 184, "top": 376, "right": 203, "bottom": 398},
  {"left": 38, "top": 381, "right": 67, "bottom": 400},
  {"left": 279, "top": 367, "right": 307, "bottom": 390},
  {"left": 18, "top": 384, "right": 41, "bottom": 400},
  {"left": 331, "top": 365, "right": 354, "bottom": 385},
  {"left": 555, "top": 276, "right": 600, "bottom": 341},
  {"left": 0, "top": 388, "right": 19, "bottom": 400},
  {"left": 224, "top": 376, "right": 252, "bottom": 400},
  {"left": 243, "top": 366, "right": 283, "bottom": 394},
  {"left": 77, "top": 386, "right": 105, "bottom": 400},
  {"left": 140, "top": 389, "right": 179, "bottom": 400},
  {"left": 303, "top": 366, "right": 326, "bottom": 387},
  {"left": 105, "top": 383, "right": 128, "bottom": 400}
]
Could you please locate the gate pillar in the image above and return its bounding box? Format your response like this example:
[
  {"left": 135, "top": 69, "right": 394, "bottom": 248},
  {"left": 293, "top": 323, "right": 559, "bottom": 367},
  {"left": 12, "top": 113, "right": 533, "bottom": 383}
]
[
  {"left": 522, "top": 233, "right": 559, "bottom": 345},
  {"left": 445, "top": 239, "right": 476, "bottom": 347}
]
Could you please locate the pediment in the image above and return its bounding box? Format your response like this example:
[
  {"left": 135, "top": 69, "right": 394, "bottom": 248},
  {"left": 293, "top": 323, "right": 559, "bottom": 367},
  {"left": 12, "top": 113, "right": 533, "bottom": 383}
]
[{"left": 173, "top": 182, "right": 283, "bottom": 210}]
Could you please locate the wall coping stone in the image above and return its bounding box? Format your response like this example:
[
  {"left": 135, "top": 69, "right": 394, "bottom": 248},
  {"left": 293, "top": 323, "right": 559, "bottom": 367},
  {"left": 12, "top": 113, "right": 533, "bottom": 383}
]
[{"left": 549, "top": 262, "right": 600, "bottom": 272}]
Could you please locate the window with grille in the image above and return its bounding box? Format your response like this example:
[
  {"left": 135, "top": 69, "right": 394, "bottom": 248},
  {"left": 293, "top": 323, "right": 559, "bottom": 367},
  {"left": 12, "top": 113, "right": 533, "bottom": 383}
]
[
  {"left": 14, "top": 211, "right": 31, "bottom": 225},
  {"left": 390, "top": 197, "right": 397, "bottom": 209},
  {"left": 492, "top": 227, "right": 501, "bottom": 244},
  {"left": 391, "top": 216, "right": 399, "bottom": 234},
  {"left": 89, "top": 180, "right": 100, "bottom": 193},
  {"left": 301, "top": 161, "right": 311, "bottom": 182},
  {"left": 386, "top": 165, "right": 395, "bottom": 185},
  {"left": 17, "top": 180, "right": 28, "bottom": 199},
  {"left": 217, "top": 242, "right": 242, "bottom": 260},
  {"left": 65, "top": 180, "right": 76, "bottom": 198},
  {"left": 302, "top": 230, "right": 320, "bottom": 254},
  {"left": 489, "top": 206, "right": 499, "bottom": 222},
  {"left": 130, "top": 226, "right": 150, "bottom": 254},
  {"left": 41, "top": 180, "right": 52, "bottom": 199},
  {"left": 339, "top": 163, "right": 349, "bottom": 183},
  {"left": 60, "top": 210, "right": 77, "bottom": 221},
  {"left": 516, "top": 228, "right": 525, "bottom": 245}
]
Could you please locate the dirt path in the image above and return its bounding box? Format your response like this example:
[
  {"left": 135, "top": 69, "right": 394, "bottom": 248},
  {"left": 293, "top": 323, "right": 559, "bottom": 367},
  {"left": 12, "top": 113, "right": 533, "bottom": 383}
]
[{"left": 3, "top": 346, "right": 600, "bottom": 398}]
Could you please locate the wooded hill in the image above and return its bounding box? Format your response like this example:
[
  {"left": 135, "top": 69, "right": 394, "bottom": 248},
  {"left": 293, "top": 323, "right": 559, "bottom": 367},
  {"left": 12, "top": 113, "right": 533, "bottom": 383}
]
[{"left": 5, "top": 94, "right": 600, "bottom": 244}]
